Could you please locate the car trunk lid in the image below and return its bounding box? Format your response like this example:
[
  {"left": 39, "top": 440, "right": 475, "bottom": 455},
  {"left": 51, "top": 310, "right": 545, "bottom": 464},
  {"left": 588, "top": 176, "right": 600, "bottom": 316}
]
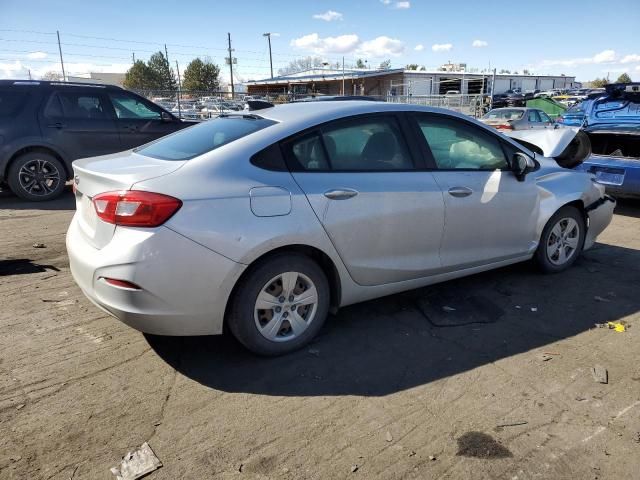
[{"left": 72, "top": 151, "right": 186, "bottom": 249}]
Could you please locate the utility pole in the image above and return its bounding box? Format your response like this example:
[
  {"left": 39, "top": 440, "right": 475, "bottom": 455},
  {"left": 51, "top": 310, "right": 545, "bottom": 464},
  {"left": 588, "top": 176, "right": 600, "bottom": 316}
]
[
  {"left": 56, "top": 30, "right": 66, "bottom": 82},
  {"left": 227, "top": 33, "right": 235, "bottom": 97},
  {"left": 342, "top": 56, "right": 345, "bottom": 95},
  {"left": 164, "top": 44, "right": 170, "bottom": 64},
  {"left": 175, "top": 60, "right": 182, "bottom": 119},
  {"left": 28, "top": 69, "right": 31, "bottom": 80},
  {"left": 132, "top": 52, "right": 135, "bottom": 64},
  {"left": 263, "top": 33, "right": 273, "bottom": 79},
  {"left": 490, "top": 68, "right": 496, "bottom": 110}
]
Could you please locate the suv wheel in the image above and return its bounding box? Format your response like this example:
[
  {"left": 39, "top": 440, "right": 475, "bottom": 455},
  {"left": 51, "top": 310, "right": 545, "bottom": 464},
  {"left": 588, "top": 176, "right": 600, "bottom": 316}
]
[{"left": 7, "top": 152, "right": 67, "bottom": 201}]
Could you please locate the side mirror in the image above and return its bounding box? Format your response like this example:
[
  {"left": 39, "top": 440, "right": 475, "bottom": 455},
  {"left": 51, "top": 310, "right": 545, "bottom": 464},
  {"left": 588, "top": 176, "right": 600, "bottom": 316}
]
[
  {"left": 161, "top": 111, "right": 173, "bottom": 122},
  {"left": 512, "top": 152, "right": 536, "bottom": 181}
]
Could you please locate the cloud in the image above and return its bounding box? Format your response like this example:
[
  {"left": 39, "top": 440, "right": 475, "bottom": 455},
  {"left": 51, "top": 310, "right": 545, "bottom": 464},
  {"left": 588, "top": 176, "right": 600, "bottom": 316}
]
[
  {"left": 472, "top": 40, "right": 488, "bottom": 48},
  {"left": 358, "top": 36, "right": 405, "bottom": 57},
  {"left": 414, "top": 44, "right": 424, "bottom": 51},
  {"left": 395, "top": 1, "right": 410, "bottom": 8},
  {"left": 290, "top": 33, "right": 360, "bottom": 55},
  {"left": 312, "top": 10, "right": 343, "bottom": 21},
  {"left": 290, "top": 33, "right": 405, "bottom": 57},
  {"left": 432, "top": 43, "right": 452, "bottom": 52},
  {"left": 540, "top": 49, "right": 617, "bottom": 68},
  {"left": 27, "top": 51, "right": 48, "bottom": 60},
  {"left": 380, "top": 0, "right": 391, "bottom": 4},
  {"left": 621, "top": 54, "right": 640, "bottom": 64}
]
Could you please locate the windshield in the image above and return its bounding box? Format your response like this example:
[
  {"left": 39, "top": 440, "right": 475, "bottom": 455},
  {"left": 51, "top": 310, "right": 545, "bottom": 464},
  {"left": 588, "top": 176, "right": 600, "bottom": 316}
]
[
  {"left": 484, "top": 109, "right": 524, "bottom": 120},
  {"left": 136, "top": 116, "right": 276, "bottom": 161}
]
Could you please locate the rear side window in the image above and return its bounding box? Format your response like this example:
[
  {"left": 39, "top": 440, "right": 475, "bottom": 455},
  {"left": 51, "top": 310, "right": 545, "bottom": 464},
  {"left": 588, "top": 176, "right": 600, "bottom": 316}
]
[
  {"left": 136, "top": 116, "right": 276, "bottom": 160},
  {"left": 48, "top": 91, "right": 109, "bottom": 119},
  {"left": 0, "top": 90, "right": 29, "bottom": 117}
]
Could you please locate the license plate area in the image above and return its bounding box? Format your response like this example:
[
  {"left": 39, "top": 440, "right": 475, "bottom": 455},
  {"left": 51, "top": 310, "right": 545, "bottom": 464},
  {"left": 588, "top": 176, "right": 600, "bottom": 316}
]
[{"left": 79, "top": 194, "right": 98, "bottom": 233}]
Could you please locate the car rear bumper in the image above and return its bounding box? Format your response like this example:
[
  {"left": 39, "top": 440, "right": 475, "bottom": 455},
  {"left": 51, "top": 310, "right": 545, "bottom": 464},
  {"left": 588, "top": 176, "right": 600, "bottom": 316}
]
[
  {"left": 66, "top": 215, "right": 246, "bottom": 335},
  {"left": 584, "top": 195, "right": 616, "bottom": 250}
]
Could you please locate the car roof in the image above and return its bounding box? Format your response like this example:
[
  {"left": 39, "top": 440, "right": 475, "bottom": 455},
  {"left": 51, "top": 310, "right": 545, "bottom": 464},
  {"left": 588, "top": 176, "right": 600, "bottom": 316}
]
[
  {"left": 255, "top": 100, "right": 463, "bottom": 126},
  {"left": 0, "top": 80, "right": 123, "bottom": 90}
]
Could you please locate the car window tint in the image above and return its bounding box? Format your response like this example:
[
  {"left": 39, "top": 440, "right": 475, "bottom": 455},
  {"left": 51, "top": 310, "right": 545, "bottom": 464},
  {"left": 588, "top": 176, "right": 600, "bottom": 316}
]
[
  {"left": 321, "top": 116, "right": 413, "bottom": 171},
  {"left": 539, "top": 111, "right": 551, "bottom": 123},
  {"left": 289, "top": 133, "right": 330, "bottom": 170},
  {"left": 43, "top": 93, "right": 64, "bottom": 117},
  {"left": 136, "top": 116, "right": 275, "bottom": 161},
  {"left": 0, "top": 90, "right": 29, "bottom": 117},
  {"left": 57, "top": 91, "right": 107, "bottom": 119},
  {"left": 109, "top": 92, "right": 161, "bottom": 120},
  {"left": 528, "top": 110, "right": 541, "bottom": 122},
  {"left": 417, "top": 116, "right": 508, "bottom": 170}
]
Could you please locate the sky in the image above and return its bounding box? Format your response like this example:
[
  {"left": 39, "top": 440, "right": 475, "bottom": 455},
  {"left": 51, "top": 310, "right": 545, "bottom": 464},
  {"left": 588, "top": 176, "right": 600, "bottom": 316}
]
[{"left": 1, "top": 0, "right": 639, "bottom": 83}]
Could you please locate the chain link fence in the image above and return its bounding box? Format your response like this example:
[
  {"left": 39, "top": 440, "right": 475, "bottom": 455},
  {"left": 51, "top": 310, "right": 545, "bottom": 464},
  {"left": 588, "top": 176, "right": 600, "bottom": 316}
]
[{"left": 135, "top": 89, "right": 491, "bottom": 121}]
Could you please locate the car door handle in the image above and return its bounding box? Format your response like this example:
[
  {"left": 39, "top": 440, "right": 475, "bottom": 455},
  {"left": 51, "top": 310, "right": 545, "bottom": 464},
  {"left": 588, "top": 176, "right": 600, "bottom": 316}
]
[
  {"left": 124, "top": 125, "right": 139, "bottom": 132},
  {"left": 448, "top": 186, "right": 473, "bottom": 198},
  {"left": 47, "top": 122, "right": 66, "bottom": 129},
  {"left": 324, "top": 189, "right": 358, "bottom": 200}
]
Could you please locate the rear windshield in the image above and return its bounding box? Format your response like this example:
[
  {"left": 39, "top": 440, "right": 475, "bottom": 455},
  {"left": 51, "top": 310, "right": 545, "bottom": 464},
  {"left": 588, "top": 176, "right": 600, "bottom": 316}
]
[
  {"left": 0, "top": 90, "right": 29, "bottom": 118},
  {"left": 136, "top": 116, "right": 276, "bottom": 160},
  {"left": 484, "top": 109, "right": 524, "bottom": 120}
]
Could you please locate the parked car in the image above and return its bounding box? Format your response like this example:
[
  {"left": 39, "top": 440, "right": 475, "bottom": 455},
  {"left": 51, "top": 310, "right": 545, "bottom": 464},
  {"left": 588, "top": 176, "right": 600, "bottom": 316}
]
[
  {"left": 574, "top": 83, "right": 640, "bottom": 198},
  {"left": 480, "top": 108, "right": 555, "bottom": 131},
  {"left": 503, "top": 90, "right": 526, "bottom": 106},
  {"left": 66, "top": 101, "right": 615, "bottom": 355},
  {"left": 0, "top": 80, "right": 193, "bottom": 201}
]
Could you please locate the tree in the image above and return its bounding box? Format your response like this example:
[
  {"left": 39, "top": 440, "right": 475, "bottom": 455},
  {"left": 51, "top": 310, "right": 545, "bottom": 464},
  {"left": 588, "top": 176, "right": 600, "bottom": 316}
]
[
  {"left": 356, "top": 58, "right": 366, "bottom": 69},
  {"left": 590, "top": 77, "right": 609, "bottom": 88},
  {"left": 123, "top": 60, "right": 160, "bottom": 90},
  {"left": 182, "top": 57, "right": 221, "bottom": 91},
  {"left": 522, "top": 69, "right": 530, "bottom": 75},
  {"left": 379, "top": 59, "right": 391, "bottom": 70},
  {"left": 499, "top": 69, "right": 511, "bottom": 74},
  {"left": 278, "top": 56, "right": 325, "bottom": 75},
  {"left": 147, "top": 51, "right": 177, "bottom": 91},
  {"left": 616, "top": 73, "right": 632, "bottom": 84},
  {"left": 405, "top": 64, "right": 419, "bottom": 70},
  {"left": 41, "top": 71, "right": 62, "bottom": 81}
]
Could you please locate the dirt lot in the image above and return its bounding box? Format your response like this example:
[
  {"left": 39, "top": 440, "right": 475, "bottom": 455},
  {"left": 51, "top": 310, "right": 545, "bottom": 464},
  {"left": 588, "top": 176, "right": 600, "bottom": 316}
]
[{"left": 1, "top": 187, "right": 639, "bottom": 480}]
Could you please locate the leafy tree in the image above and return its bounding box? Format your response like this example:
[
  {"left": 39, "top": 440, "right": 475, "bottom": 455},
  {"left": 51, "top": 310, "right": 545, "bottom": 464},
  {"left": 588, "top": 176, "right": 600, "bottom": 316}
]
[
  {"left": 522, "top": 69, "right": 530, "bottom": 75},
  {"left": 182, "top": 57, "right": 221, "bottom": 91},
  {"left": 615, "top": 73, "right": 632, "bottom": 84},
  {"left": 499, "top": 69, "right": 511, "bottom": 74},
  {"left": 147, "top": 51, "right": 177, "bottom": 91},
  {"left": 379, "top": 59, "right": 391, "bottom": 70},
  {"left": 278, "top": 56, "right": 325, "bottom": 75},
  {"left": 356, "top": 58, "right": 366, "bottom": 69},
  {"left": 590, "top": 77, "right": 609, "bottom": 88},
  {"left": 419, "top": 66, "right": 426, "bottom": 71},
  {"left": 406, "top": 64, "right": 419, "bottom": 70},
  {"left": 123, "top": 60, "right": 160, "bottom": 90}
]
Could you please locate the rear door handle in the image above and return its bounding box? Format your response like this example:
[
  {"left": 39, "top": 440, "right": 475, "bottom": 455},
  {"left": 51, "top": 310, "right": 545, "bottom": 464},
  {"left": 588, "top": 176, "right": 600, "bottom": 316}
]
[
  {"left": 47, "top": 122, "right": 66, "bottom": 129},
  {"left": 324, "top": 189, "right": 358, "bottom": 200},
  {"left": 448, "top": 186, "right": 473, "bottom": 198}
]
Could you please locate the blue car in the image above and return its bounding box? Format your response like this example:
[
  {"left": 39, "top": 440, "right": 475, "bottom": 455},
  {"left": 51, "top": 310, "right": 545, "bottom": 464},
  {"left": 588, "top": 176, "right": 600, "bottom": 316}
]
[{"left": 574, "top": 83, "right": 640, "bottom": 198}]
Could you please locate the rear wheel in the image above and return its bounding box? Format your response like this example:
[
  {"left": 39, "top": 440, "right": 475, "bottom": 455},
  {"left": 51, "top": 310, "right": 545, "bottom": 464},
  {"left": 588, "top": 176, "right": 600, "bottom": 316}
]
[
  {"left": 535, "top": 206, "right": 585, "bottom": 273},
  {"left": 227, "top": 254, "right": 329, "bottom": 356},
  {"left": 7, "top": 151, "right": 66, "bottom": 201}
]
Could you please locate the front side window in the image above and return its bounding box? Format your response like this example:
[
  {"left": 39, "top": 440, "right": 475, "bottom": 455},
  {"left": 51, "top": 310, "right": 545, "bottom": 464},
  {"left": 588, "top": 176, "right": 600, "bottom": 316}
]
[
  {"left": 136, "top": 116, "right": 275, "bottom": 161},
  {"left": 56, "top": 91, "right": 107, "bottom": 119},
  {"left": 109, "top": 92, "right": 161, "bottom": 119},
  {"left": 416, "top": 115, "right": 508, "bottom": 170},
  {"left": 539, "top": 111, "right": 552, "bottom": 123}
]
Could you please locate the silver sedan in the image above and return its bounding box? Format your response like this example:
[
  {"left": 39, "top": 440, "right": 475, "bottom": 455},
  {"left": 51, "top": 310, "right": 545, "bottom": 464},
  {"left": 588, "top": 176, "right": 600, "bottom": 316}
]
[
  {"left": 481, "top": 107, "right": 555, "bottom": 131},
  {"left": 66, "top": 102, "right": 615, "bottom": 355}
]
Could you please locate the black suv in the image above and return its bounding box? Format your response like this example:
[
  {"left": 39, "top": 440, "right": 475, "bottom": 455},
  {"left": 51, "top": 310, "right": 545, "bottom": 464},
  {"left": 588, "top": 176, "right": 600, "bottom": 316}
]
[{"left": 0, "top": 80, "right": 191, "bottom": 201}]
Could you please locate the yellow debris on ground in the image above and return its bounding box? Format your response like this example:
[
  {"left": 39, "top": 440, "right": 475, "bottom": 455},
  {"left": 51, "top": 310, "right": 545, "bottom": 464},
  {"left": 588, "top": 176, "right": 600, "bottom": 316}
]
[{"left": 607, "top": 321, "right": 627, "bottom": 332}]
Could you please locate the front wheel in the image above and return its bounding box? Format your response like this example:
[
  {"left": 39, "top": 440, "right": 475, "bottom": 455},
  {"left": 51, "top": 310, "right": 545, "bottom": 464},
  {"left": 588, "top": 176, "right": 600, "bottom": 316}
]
[
  {"left": 535, "top": 206, "right": 585, "bottom": 273},
  {"left": 227, "top": 254, "right": 330, "bottom": 356}
]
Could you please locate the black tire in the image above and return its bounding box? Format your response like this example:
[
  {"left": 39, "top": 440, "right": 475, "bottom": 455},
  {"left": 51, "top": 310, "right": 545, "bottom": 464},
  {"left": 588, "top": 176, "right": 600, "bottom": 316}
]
[
  {"left": 227, "top": 253, "right": 330, "bottom": 356},
  {"left": 535, "top": 206, "right": 585, "bottom": 273},
  {"left": 7, "top": 151, "right": 67, "bottom": 201}
]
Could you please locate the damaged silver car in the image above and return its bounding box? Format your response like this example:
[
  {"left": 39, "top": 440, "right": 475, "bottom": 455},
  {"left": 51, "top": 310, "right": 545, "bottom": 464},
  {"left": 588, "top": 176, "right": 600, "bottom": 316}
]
[{"left": 67, "top": 102, "right": 615, "bottom": 355}]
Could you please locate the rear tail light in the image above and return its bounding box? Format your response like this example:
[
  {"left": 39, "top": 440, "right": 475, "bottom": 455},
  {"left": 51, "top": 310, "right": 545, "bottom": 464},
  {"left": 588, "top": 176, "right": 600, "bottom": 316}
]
[
  {"left": 495, "top": 123, "right": 513, "bottom": 130},
  {"left": 92, "top": 191, "right": 182, "bottom": 227}
]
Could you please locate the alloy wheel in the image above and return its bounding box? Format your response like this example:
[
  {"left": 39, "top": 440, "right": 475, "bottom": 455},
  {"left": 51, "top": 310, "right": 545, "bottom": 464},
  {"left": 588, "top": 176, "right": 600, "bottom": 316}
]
[
  {"left": 546, "top": 217, "right": 580, "bottom": 266},
  {"left": 254, "top": 271, "right": 318, "bottom": 342},
  {"left": 18, "top": 158, "right": 61, "bottom": 197}
]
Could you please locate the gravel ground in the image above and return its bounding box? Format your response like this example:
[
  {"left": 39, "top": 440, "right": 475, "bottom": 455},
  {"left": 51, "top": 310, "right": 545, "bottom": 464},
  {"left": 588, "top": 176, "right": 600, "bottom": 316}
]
[{"left": 1, "top": 188, "right": 639, "bottom": 480}]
